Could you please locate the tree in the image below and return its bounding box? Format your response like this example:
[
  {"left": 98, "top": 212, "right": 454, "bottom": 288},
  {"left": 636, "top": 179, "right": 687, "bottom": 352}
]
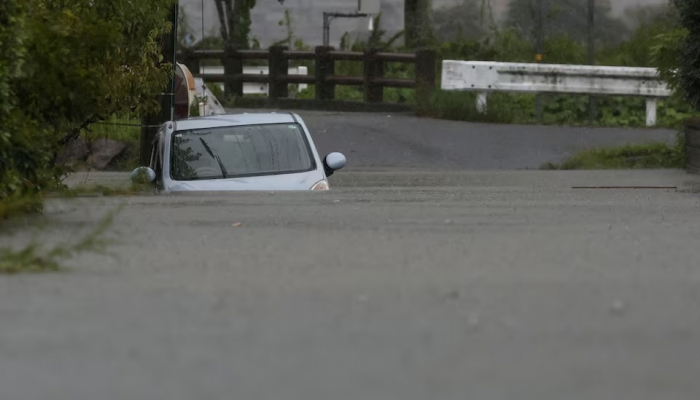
[
  {"left": 0, "top": 0, "right": 44, "bottom": 205},
  {"left": 671, "top": 0, "right": 700, "bottom": 111},
  {"left": 404, "top": 0, "right": 433, "bottom": 48},
  {"left": 432, "top": 0, "right": 492, "bottom": 42},
  {"left": 1, "top": 0, "right": 177, "bottom": 202},
  {"left": 506, "top": 0, "right": 628, "bottom": 45},
  {"left": 214, "top": 0, "right": 284, "bottom": 49}
]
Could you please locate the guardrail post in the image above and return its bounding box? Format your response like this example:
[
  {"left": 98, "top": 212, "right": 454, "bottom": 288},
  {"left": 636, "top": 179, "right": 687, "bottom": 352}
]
[
  {"left": 224, "top": 45, "right": 243, "bottom": 98},
  {"left": 364, "top": 48, "right": 384, "bottom": 103},
  {"left": 415, "top": 49, "right": 437, "bottom": 103},
  {"left": 476, "top": 92, "right": 488, "bottom": 114},
  {"left": 269, "top": 45, "right": 289, "bottom": 99},
  {"left": 646, "top": 98, "right": 658, "bottom": 127},
  {"left": 315, "top": 46, "right": 335, "bottom": 100}
]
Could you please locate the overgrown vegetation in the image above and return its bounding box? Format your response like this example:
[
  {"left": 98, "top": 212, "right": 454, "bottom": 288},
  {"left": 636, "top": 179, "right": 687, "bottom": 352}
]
[
  {"left": 0, "top": 0, "right": 176, "bottom": 210},
  {"left": 543, "top": 141, "right": 685, "bottom": 170},
  {"left": 0, "top": 206, "right": 121, "bottom": 274},
  {"left": 669, "top": 0, "right": 700, "bottom": 111}
]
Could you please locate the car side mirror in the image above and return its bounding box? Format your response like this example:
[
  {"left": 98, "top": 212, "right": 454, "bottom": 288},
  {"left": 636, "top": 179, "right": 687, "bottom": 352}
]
[
  {"left": 130, "top": 167, "right": 156, "bottom": 184},
  {"left": 323, "top": 152, "right": 346, "bottom": 177}
]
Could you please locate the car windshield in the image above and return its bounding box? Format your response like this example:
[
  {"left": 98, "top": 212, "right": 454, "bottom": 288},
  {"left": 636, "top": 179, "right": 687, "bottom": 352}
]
[{"left": 170, "top": 123, "right": 314, "bottom": 180}]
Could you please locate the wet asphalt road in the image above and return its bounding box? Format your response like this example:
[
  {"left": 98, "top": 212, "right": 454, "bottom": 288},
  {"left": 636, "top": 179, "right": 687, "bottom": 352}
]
[
  {"left": 2, "top": 169, "right": 700, "bottom": 400},
  {"left": 252, "top": 110, "right": 678, "bottom": 170}
]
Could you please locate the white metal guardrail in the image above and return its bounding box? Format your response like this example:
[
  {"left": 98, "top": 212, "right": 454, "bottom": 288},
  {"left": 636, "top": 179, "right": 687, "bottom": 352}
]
[
  {"left": 200, "top": 66, "right": 309, "bottom": 96},
  {"left": 441, "top": 61, "right": 672, "bottom": 126}
]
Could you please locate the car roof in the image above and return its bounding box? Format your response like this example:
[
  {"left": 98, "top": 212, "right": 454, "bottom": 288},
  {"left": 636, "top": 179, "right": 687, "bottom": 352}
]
[{"left": 174, "top": 112, "right": 298, "bottom": 131}]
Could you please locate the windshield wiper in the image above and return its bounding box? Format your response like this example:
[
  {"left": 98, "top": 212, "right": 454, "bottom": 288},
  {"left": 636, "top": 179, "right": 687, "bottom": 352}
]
[{"left": 199, "top": 138, "right": 228, "bottom": 178}]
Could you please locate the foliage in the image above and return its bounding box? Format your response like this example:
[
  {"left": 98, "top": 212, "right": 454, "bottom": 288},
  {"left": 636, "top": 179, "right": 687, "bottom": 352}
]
[
  {"left": 542, "top": 139, "right": 686, "bottom": 170},
  {"left": 415, "top": 91, "right": 532, "bottom": 123},
  {"left": 0, "top": 206, "right": 120, "bottom": 274},
  {"left": 404, "top": 0, "right": 434, "bottom": 48},
  {"left": 416, "top": 89, "right": 697, "bottom": 129},
  {"left": 670, "top": 0, "right": 700, "bottom": 111},
  {"left": 271, "top": 9, "right": 294, "bottom": 48},
  {"left": 432, "top": 0, "right": 493, "bottom": 42},
  {"left": 364, "top": 15, "right": 405, "bottom": 51},
  {"left": 505, "top": 0, "right": 629, "bottom": 45},
  {"left": 85, "top": 117, "right": 142, "bottom": 144},
  {"left": 0, "top": 0, "right": 48, "bottom": 206},
  {"left": 651, "top": 26, "right": 688, "bottom": 93},
  {"left": 213, "top": 0, "right": 285, "bottom": 49},
  {"left": 602, "top": 5, "right": 681, "bottom": 67},
  {"left": 1, "top": 0, "right": 177, "bottom": 210}
]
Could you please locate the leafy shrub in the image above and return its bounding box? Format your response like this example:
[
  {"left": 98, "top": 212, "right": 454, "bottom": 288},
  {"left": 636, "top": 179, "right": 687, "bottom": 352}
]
[
  {"left": 671, "top": 0, "right": 700, "bottom": 111},
  {"left": 1, "top": 0, "right": 177, "bottom": 213}
]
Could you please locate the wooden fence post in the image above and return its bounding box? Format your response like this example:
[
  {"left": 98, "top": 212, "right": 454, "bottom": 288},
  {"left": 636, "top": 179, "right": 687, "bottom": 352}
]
[
  {"left": 415, "top": 48, "right": 437, "bottom": 104},
  {"left": 269, "top": 46, "right": 289, "bottom": 100},
  {"left": 315, "top": 46, "right": 335, "bottom": 101},
  {"left": 364, "top": 48, "right": 384, "bottom": 103},
  {"left": 224, "top": 45, "right": 243, "bottom": 98}
]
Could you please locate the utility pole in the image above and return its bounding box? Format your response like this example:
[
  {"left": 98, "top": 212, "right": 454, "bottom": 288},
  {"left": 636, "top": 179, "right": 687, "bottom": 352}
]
[
  {"left": 535, "top": 0, "right": 544, "bottom": 122},
  {"left": 587, "top": 0, "right": 595, "bottom": 126},
  {"left": 140, "top": 2, "right": 179, "bottom": 166}
]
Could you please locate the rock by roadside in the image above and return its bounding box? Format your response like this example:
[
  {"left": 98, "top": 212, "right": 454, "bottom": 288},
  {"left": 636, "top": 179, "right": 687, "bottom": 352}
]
[
  {"left": 57, "top": 138, "right": 136, "bottom": 171},
  {"left": 87, "top": 139, "right": 127, "bottom": 169}
]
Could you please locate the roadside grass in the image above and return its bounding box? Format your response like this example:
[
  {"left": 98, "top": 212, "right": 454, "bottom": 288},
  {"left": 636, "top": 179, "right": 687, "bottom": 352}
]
[
  {"left": 541, "top": 138, "right": 686, "bottom": 170},
  {"left": 415, "top": 91, "right": 533, "bottom": 124},
  {"left": 86, "top": 116, "right": 141, "bottom": 143},
  {"left": 0, "top": 196, "right": 44, "bottom": 220},
  {"left": 0, "top": 205, "right": 121, "bottom": 275},
  {"left": 415, "top": 91, "right": 699, "bottom": 128}
]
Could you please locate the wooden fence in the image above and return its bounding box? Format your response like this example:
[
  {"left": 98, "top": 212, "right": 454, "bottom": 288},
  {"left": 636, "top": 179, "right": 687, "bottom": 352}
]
[{"left": 178, "top": 46, "right": 437, "bottom": 104}]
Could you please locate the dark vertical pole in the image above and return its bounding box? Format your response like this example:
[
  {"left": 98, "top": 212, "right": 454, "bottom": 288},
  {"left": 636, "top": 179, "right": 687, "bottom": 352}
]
[
  {"left": 315, "top": 46, "right": 335, "bottom": 100},
  {"left": 160, "top": 4, "right": 178, "bottom": 123},
  {"left": 224, "top": 45, "right": 243, "bottom": 98},
  {"left": 323, "top": 13, "right": 331, "bottom": 47},
  {"left": 364, "top": 48, "right": 384, "bottom": 103},
  {"left": 269, "top": 46, "right": 289, "bottom": 100},
  {"left": 140, "top": 2, "right": 178, "bottom": 166},
  {"left": 588, "top": 0, "right": 596, "bottom": 126},
  {"left": 535, "top": 0, "right": 543, "bottom": 122},
  {"left": 415, "top": 48, "right": 437, "bottom": 106},
  {"left": 182, "top": 50, "right": 200, "bottom": 80}
]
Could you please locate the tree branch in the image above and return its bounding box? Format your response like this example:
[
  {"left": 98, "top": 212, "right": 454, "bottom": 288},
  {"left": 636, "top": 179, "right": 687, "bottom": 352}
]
[{"left": 59, "top": 115, "right": 105, "bottom": 146}]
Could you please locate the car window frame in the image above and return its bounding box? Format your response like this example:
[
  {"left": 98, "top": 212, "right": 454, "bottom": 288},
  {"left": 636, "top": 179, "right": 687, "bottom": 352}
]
[
  {"left": 150, "top": 126, "right": 165, "bottom": 183},
  {"left": 169, "top": 123, "right": 318, "bottom": 182}
]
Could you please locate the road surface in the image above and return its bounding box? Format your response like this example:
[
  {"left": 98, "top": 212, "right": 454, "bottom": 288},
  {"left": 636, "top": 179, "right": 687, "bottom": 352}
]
[
  {"left": 2, "top": 169, "right": 700, "bottom": 400},
  {"left": 229, "top": 109, "right": 678, "bottom": 169}
]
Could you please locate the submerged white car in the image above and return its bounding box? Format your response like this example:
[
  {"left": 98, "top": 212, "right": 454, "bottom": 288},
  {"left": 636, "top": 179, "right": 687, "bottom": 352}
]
[{"left": 131, "top": 113, "right": 346, "bottom": 192}]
